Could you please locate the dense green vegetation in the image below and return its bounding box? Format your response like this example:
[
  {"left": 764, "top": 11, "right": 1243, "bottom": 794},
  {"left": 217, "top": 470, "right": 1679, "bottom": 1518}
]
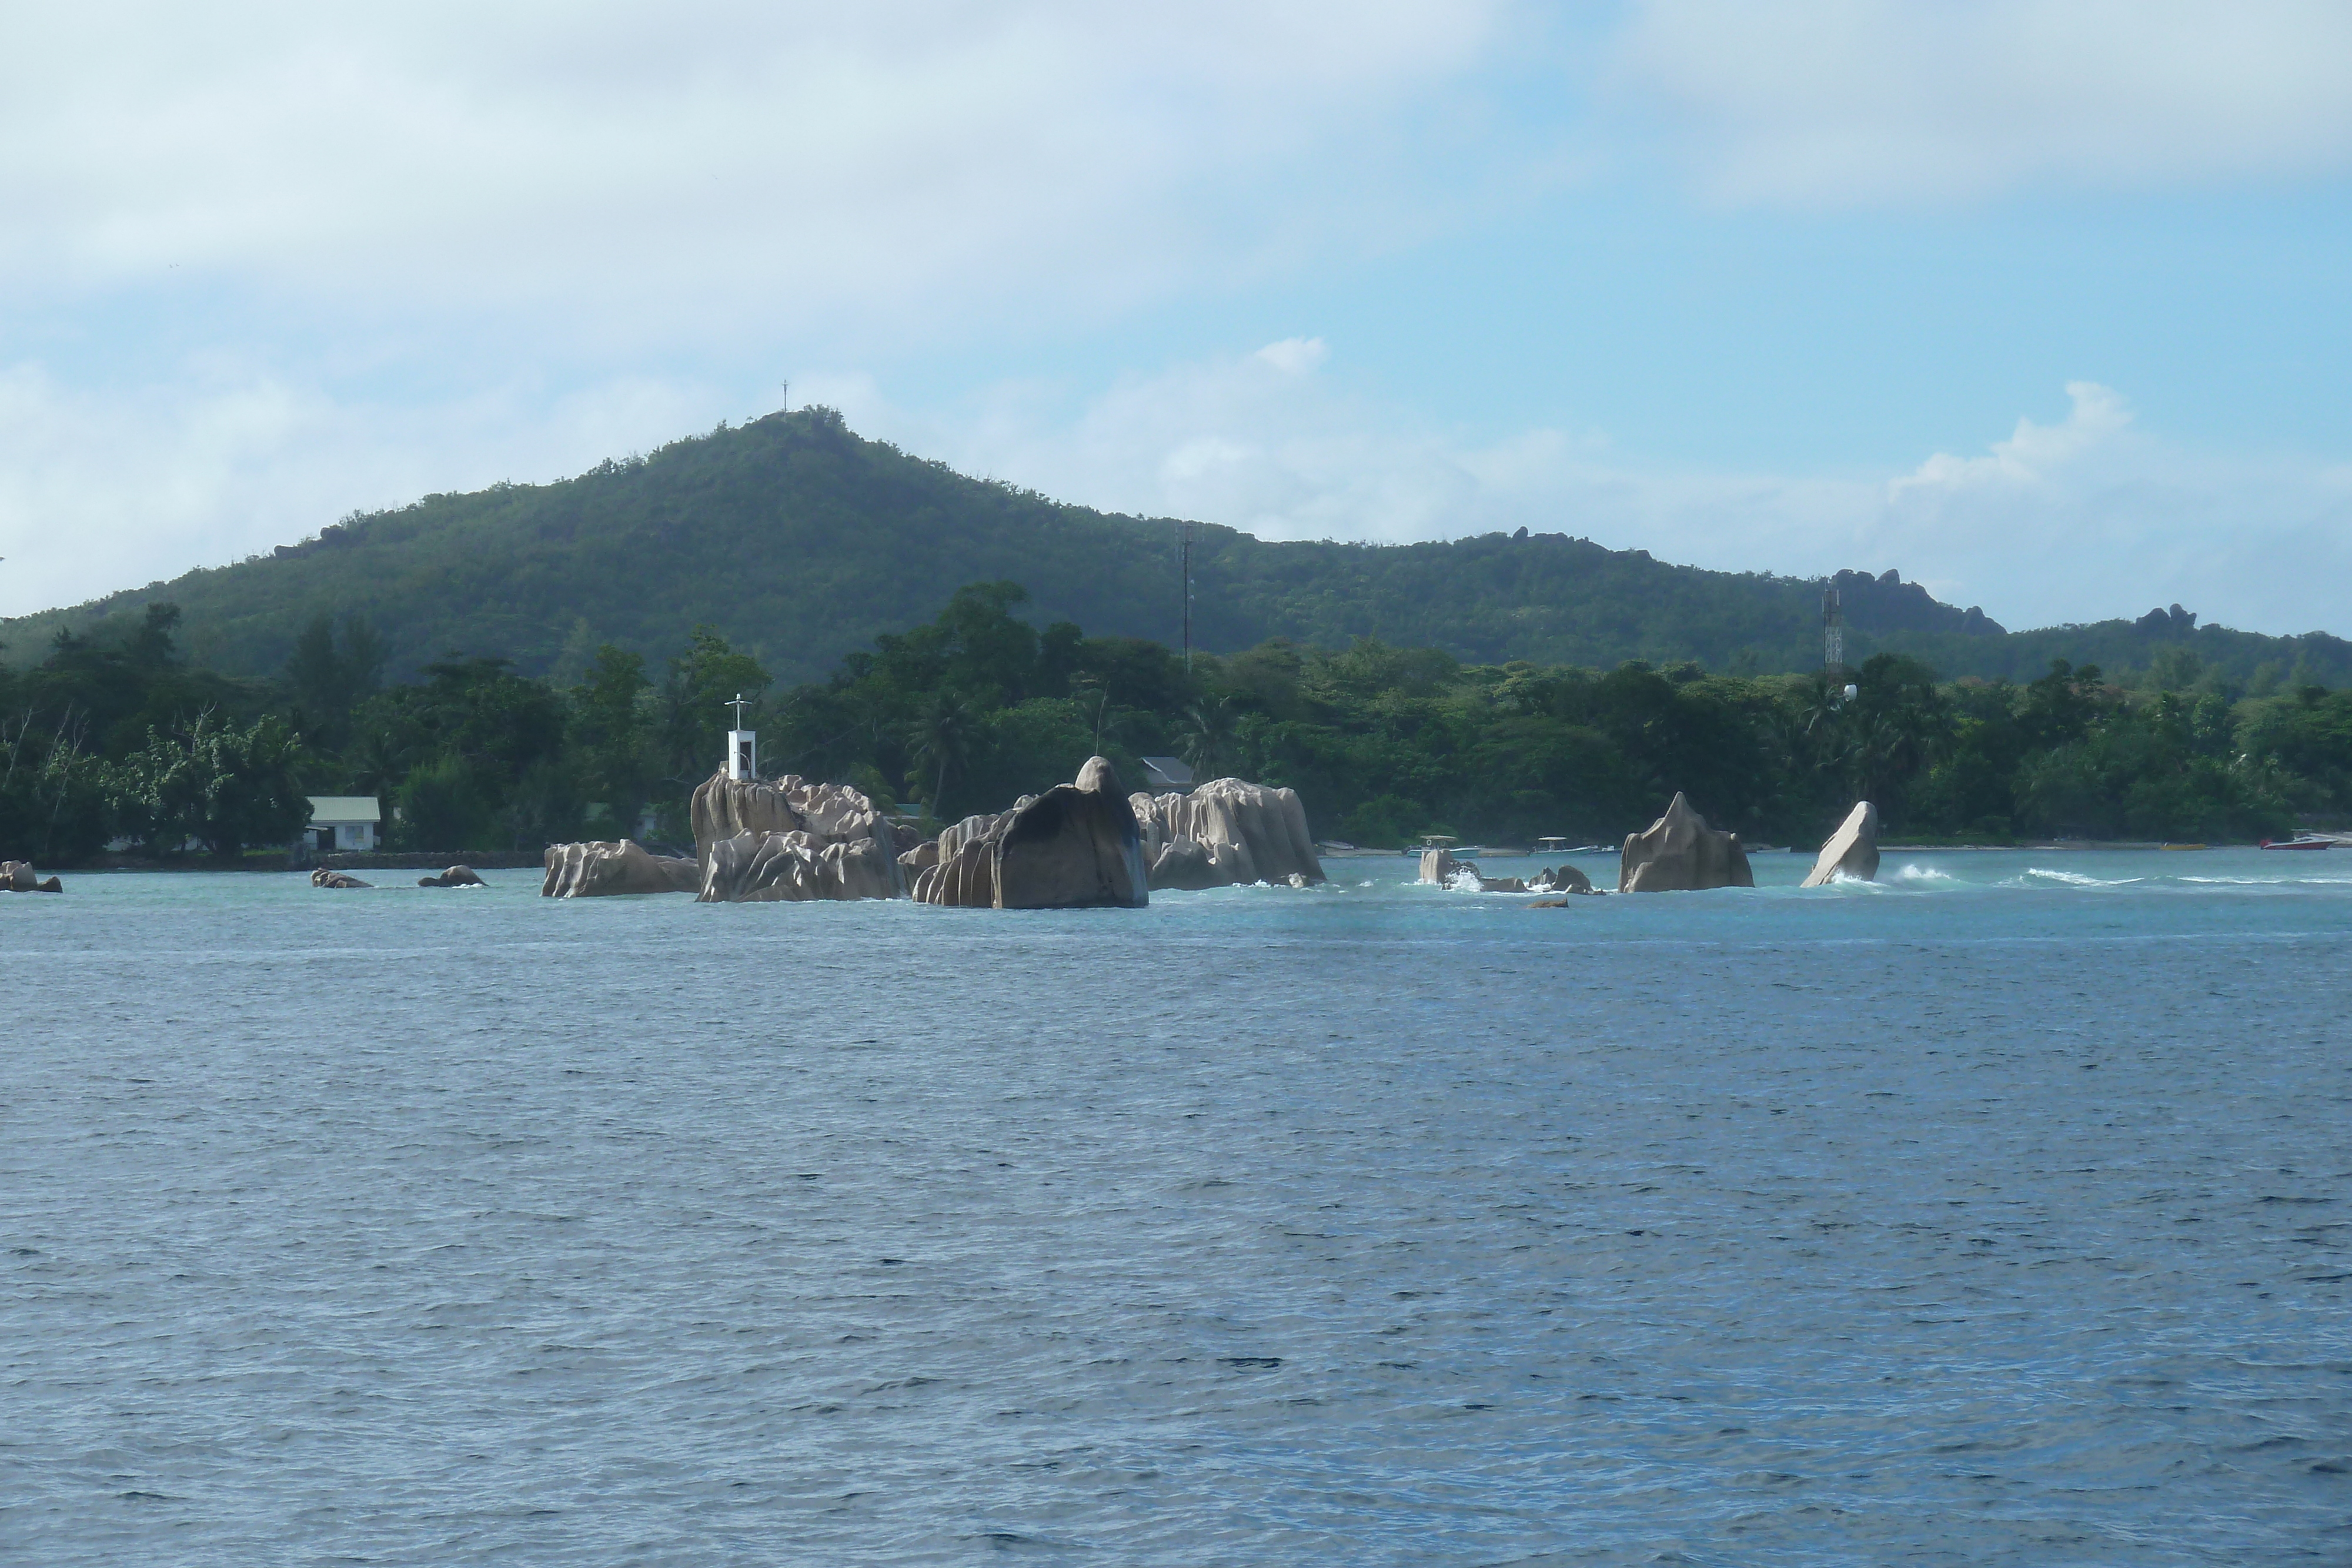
[
  {"left": 7, "top": 584, "right": 2350, "bottom": 866},
  {"left": 9, "top": 407, "right": 2349, "bottom": 693}
]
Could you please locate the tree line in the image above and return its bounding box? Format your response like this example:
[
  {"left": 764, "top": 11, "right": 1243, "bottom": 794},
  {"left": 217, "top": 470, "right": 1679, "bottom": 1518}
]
[{"left": 5, "top": 585, "right": 2350, "bottom": 865}]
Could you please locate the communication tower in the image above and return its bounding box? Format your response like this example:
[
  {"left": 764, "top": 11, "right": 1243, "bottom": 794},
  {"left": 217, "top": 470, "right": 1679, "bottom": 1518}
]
[
  {"left": 1179, "top": 521, "right": 1196, "bottom": 673},
  {"left": 1822, "top": 584, "right": 1845, "bottom": 671}
]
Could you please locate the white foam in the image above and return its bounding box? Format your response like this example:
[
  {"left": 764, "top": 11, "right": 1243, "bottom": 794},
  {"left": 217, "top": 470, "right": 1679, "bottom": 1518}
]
[
  {"left": 2023, "top": 867, "right": 2143, "bottom": 887},
  {"left": 1895, "top": 864, "right": 1954, "bottom": 883}
]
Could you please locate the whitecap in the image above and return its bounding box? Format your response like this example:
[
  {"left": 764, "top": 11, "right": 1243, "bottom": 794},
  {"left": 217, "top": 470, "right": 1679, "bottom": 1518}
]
[{"left": 2024, "top": 867, "right": 2143, "bottom": 887}]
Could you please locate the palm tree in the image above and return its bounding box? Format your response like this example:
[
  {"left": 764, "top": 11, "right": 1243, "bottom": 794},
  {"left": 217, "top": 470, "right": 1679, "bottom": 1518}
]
[
  {"left": 907, "top": 693, "right": 978, "bottom": 818},
  {"left": 345, "top": 727, "right": 410, "bottom": 811},
  {"left": 1181, "top": 696, "right": 1235, "bottom": 781}
]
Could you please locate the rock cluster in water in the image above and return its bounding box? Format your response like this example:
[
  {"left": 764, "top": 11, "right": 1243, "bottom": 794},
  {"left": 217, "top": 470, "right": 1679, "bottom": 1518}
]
[
  {"left": 1801, "top": 801, "right": 1880, "bottom": 887},
  {"left": 311, "top": 868, "right": 371, "bottom": 889},
  {"left": 1, "top": 861, "right": 62, "bottom": 892},
  {"left": 418, "top": 865, "right": 486, "bottom": 888},
  {"left": 1131, "top": 778, "right": 1323, "bottom": 891},
  {"left": 542, "top": 839, "right": 701, "bottom": 898},
  {"left": 1416, "top": 849, "right": 1593, "bottom": 897},
  {"left": 1619, "top": 793, "right": 1754, "bottom": 892},
  {"left": 546, "top": 756, "right": 1187, "bottom": 910},
  {"left": 1530, "top": 864, "right": 1595, "bottom": 895}
]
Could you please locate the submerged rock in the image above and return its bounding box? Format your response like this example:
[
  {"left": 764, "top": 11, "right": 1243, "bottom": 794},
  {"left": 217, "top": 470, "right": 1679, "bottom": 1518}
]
[
  {"left": 1801, "top": 801, "right": 1881, "bottom": 887},
  {"left": 542, "top": 839, "right": 700, "bottom": 897},
  {"left": 913, "top": 756, "right": 1148, "bottom": 910},
  {"left": 311, "top": 868, "right": 372, "bottom": 889},
  {"left": 418, "top": 865, "right": 486, "bottom": 888},
  {"left": 1618, "top": 794, "right": 1754, "bottom": 893},
  {"left": 1130, "top": 779, "right": 1324, "bottom": 890}
]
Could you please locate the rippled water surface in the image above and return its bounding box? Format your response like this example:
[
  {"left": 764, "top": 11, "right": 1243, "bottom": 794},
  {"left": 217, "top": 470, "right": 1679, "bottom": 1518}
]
[{"left": 6, "top": 850, "right": 2350, "bottom": 1564}]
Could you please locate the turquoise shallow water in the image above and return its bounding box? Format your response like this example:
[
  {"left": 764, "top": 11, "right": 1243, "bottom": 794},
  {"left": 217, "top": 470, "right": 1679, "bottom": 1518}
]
[{"left": 5, "top": 850, "right": 2350, "bottom": 1564}]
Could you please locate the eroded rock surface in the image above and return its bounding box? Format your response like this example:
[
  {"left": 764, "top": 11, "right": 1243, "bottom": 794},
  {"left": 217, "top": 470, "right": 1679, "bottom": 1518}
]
[
  {"left": 542, "top": 839, "right": 701, "bottom": 898},
  {"left": 1148, "top": 838, "right": 1220, "bottom": 891},
  {"left": 701, "top": 830, "right": 901, "bottom": 902},
  {"left": 691, "top": 772, "right": 908, "bottom": 902},
  {"left": 913, "top": 757, "right": 1147, "bottom": 909},
  {"left": 1802, "top": 801, "right": 1881, "bottom": 887},
  {"left": 1130, "top": 779, "right": 1324, "bottom": 890},
  {"left": 1418, "top": 848, "right": 1460, "bottom": 884},
  {"left": 419, "top": 865, "right": 486, "bottom": 888},
  {"left": 1618, "top": 794, "right": 1754, "bottom": 893},
  {"left": 1, "top": 861, "right": 60, "bottom": 892},
  {"left": 311, "top": 868, "right": 372, "bottom": 889}
]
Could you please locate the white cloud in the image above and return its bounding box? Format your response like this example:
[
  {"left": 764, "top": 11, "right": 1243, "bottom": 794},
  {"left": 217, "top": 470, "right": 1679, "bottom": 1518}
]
[
  {"left": 1254, "top": 337, "right": 1331, "bottom": 376},
  {"left": 1892, "top": 382, "right": 2134, "bottom": 492},
  {"left": 0, "top": 2, "right": 1508, "bottom": 345},
  {"left": 1611, "top": 0, "right": 2352, "bottom": 204}
]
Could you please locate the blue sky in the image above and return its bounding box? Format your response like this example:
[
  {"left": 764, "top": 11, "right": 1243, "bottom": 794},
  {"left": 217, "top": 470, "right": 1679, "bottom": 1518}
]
[{"left": 4, "top": 1, "right": 2348, "bottom": 635}]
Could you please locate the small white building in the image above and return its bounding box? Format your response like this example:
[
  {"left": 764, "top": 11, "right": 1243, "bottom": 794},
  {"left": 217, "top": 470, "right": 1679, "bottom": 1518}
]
[
  {"left": 1138, "top": 756, "right": 1195, "bottom": 793},
  {"left": 305, "top": 796, "right": 382, "bottom": 854}
]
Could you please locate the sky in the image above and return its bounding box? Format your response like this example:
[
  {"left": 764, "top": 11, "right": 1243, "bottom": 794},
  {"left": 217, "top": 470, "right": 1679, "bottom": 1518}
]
[{"left": 4, "top": 0, "right": 2350, "bottom": 635}]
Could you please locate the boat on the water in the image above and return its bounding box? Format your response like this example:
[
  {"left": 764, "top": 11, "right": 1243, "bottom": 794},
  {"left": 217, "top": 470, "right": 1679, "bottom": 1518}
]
[{"left": 2259, "top": 836, "right": 2333, "bottom": 851}]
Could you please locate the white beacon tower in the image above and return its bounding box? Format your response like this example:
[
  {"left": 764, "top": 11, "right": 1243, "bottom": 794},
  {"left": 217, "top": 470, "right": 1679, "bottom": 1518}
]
[{"left": 725, "top": 693, "right": 757, "bottom": 781}]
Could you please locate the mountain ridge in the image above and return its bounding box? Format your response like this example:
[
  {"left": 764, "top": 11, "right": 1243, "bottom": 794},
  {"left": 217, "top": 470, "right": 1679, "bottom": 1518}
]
[{"left": 8, "top": 406, "right": 2347, "bottom": 689}]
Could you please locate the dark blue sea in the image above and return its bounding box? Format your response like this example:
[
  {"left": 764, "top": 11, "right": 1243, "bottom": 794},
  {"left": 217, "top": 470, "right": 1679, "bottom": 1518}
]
[{"left": 5, "top": 850, "right": 2348, "bottom": 1564}]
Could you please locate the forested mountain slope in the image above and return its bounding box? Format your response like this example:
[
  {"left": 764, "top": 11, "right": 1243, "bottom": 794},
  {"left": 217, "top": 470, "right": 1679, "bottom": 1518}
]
[{"left": 9, "top": 406, "right": 2348, "bottom": 688}]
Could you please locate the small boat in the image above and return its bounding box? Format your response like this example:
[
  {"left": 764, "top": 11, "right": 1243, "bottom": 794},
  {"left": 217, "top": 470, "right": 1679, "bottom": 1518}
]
[{"left": 2259, "top": 836, "right": 2333, "bottom": 851}]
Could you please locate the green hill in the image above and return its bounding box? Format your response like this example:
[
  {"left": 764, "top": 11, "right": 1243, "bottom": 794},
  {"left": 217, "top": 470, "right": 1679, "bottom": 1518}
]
[{"left": 8, "top": 405, "right": 2348, "bottom": 689}]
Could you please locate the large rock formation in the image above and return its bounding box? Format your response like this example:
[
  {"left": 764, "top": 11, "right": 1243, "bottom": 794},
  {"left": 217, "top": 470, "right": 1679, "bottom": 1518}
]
[
  {"left": 912, "top": 756, "right": 1148, "bottom": 909},
  {"left": 691, "top": 772, "right": 911, "bottom": 903},
  {"left": 542, "top": 839, "right": 701, "bottom": 898},
  {"left": 312, "top": 868, "right": 372, "bottom": 889},
  {"left": 1618, "top": 794, "right": 1755, "bottom": 892},
  {"left": 1418, "top": 847, "right": 1460, "bottom": 885},
  {"left": 1, "top": 861, "right": 60, "bottom": 892},
  {"left": 419, "top": 865, "right": 486, "bottom": 888},
  {"left": 1130, "top": 778, "right": 1324, "bottom": 891},
  {"left": 693, "top": 773, "right": 896, "bottom": 861},
  {"left": 1802, "top": 801, "right": 1881, "bottom": 887}
]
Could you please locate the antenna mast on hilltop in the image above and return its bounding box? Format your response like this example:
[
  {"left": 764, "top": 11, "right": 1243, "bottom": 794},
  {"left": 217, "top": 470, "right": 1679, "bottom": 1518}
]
[
  {"left": 1822, "top": 584, "right": 1845, "bottom": 671},
  {"left": 1179, "top": 522, "right": 1195, "bottom": 673}
]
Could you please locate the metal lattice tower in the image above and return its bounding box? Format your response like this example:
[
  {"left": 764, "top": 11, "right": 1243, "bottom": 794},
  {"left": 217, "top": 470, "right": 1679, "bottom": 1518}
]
[
  {"left": 1180, "top": 522, "right": 1195, "bottom": 673},
  {"left": 1822, "top": 585, "right": 1845, "bottom": 670}
]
